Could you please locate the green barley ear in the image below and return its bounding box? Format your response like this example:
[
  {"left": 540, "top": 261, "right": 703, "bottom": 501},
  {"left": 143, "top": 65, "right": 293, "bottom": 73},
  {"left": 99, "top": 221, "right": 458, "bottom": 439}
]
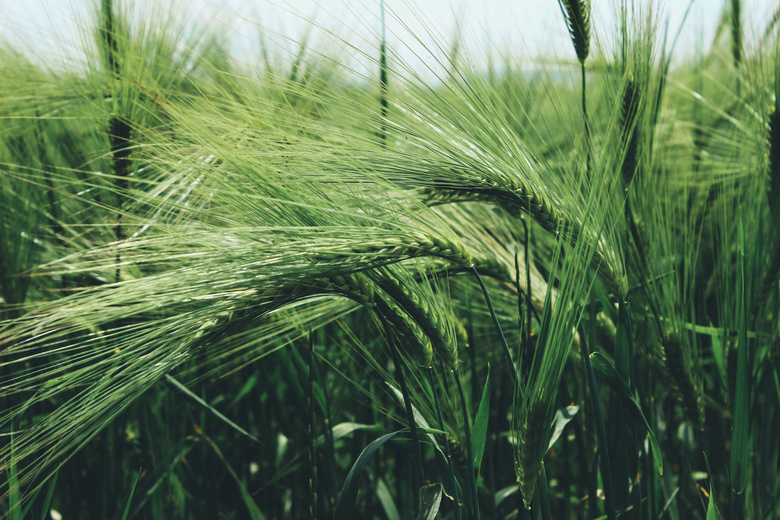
[
  {"left": 558, "top": 0, "right": 591, "bottom": 64},
  {"left": 730, "top": 0, "right": 742, "bottom": 68},
  {"left": 372, "top": 267, "right": 459, "bottom": 369},
  {"left": 100, "top": 0, "right": 120, "bottom": 76},
  {"left": 376, "top": 298, "right": 435, "bottom": 368},
  {"left": 515, "top": 399, "right": 551, "bottom": 509},
  {"left": 620, "top": 74, "right": 641, "bottom": 190}
]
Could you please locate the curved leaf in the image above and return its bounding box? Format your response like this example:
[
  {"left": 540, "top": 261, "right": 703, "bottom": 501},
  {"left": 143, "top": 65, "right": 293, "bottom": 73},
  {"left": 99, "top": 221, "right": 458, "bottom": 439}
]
[{"left": 333, "top": 430, "right": 404, "bottom": 520}]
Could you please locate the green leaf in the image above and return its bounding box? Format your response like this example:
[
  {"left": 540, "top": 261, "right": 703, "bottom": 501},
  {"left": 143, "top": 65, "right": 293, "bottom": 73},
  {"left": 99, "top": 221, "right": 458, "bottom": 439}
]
[
  {"left": 731, "top": 212, "right": 749, "bottom": 494},
  {"left": 37, "top": 473, "right": 58, "bottom": 520},
  {"left": 494, "top": 484, "right": 519, "bottom": 508},
  {"left": 387, "top": 384, "right": 433, "bottom": 433},
  {"left": 417, "top": 482, "right": 443, "bottom": 520},
  {"left": 333, "top": 430, "right": 404, "bottom": 520},
  {"left": 375, "top": 474, "right": 401, "bottom": 520},
  {"left": 165, "top": 375, "right": 260, "bottom": 444},
  {"left": 120, "top": 469, "right": 142, "bottom": 520},
  {"left": 229, "top": 372, "right": 259, "bottom": 408},
  {"left": 471, "top": 364, "right": 491, "bottom": 471},
  {"left": 317, "top": 422, "right": 383, "bottom": 447},
  {"left": 547, "top": 404, "right": 579, "bottom": 452},
  {"left": 590, "top": 352, "right": 663, "bottom": 476},
  {"left": 8, "top": 429, "right": 20, "bottom": 520},
  {"left": 705, "top": 453, "right": 721, "bottom": 520}
]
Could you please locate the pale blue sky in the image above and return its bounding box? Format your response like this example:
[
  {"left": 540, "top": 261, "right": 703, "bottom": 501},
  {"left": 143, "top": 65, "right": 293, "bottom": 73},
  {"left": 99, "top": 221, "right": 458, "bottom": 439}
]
[{"left": 0, "top": 0, "right": 775, "bottom": 73}]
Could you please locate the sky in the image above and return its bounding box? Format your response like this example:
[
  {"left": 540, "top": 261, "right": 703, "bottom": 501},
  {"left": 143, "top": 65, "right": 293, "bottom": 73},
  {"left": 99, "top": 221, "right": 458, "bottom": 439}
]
[{"left": 0, "top": 0, "right": 776, "bottom": 74}]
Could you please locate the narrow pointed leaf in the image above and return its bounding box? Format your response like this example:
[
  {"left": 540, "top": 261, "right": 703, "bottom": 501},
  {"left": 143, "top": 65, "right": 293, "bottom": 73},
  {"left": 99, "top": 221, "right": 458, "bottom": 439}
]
[
  {"left": 471, "top": 364, "right": 491, "bottom": 471},
  {"left": 705, "top": 454, "right": 721, "bottom": 520},
  {"left": 333, "top": 430, "right": 404, "bottom": 520},
  {"left": 8, "top": 429, "right": 20, "bottom": 520},
  {"left": 37, "top": 473, "right": 58, "bottom": 520},
  {"left": 376, "top": 476, "right": 401, "bottom": 520},
  {"left": 547, "top": 404, "right": 579, "bottom": 452},
  {"left": 165, "top": 375, "right": 261, "bottom": 444},
  {"left": 203, "top": 434, "right": 267, "bottom": 520},
  {"left": 731, "top": 213, "right": 749, "bottom": 494},
  {"left": 120, "top": 469, "right": 142, "bottom": 520}
]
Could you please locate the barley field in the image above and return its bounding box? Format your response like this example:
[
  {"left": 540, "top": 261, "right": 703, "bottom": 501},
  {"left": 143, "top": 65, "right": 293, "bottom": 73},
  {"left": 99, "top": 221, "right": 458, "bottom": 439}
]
[{"left": 1, "top": 1, "right": 778, "bottom": 519}]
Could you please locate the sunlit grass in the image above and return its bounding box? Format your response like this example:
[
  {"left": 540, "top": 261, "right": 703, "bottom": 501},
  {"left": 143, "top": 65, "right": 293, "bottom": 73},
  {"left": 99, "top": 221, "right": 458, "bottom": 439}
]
[{"left": 0, "top": 1, "right": 778, "bottom": 519}]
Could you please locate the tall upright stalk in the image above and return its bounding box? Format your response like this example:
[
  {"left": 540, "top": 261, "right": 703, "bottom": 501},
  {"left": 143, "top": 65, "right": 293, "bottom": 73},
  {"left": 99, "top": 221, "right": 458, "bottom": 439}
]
[
  {"left": 558, "top": 0, "right": 592, "bottom": 185},
  {"left": 453, "top": 369, "right": 481, "bottom": 520},
  {"left": 377, "top": 308, "right": 425, "bottom": 506},
  {"left": 578, "top": 321, "right": 617, "bottom": 520},
  {"left": 378, "top": 0, "right": 389, "bottom": 146},
  {"left": 428, "top": 367, "right": 462, "bottom": 520},
  {"left": 101, "top": 0, "right": 132, "bottom": 282}
]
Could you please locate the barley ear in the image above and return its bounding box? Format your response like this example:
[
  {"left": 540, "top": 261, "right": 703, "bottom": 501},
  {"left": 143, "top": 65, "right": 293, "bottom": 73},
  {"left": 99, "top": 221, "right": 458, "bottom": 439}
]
[
  {"left": 730, "top": 0, "right": 742, "bottom": 68},
  {"left": 375, "top": 297, "right": 435, "bottom": 368},
  {"left": 620, "top": 74, "right": 641, "bottom": 190},
  {"left": 373, "top": 271, "right": 458, "bottom": 368},
  {"left": 558, "top": 0, "right": 591, "bottom": 64},
  {"left": 515, "top": 399, "right": 550, "bottom": 509}
]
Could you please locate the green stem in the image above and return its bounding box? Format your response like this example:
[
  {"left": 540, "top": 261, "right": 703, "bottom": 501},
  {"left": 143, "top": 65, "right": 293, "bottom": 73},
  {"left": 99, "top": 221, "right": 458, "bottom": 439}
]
[
  {"left": 582, "top": 61, "right": 591, "bottom": 187},
  {"left": 377, "top": 308, "right": 425, "bottom": 503},
  {"left": 307, "top": 334, "right": 318, "bottom": 520},
  {"left": 472, "top": 266, "right": 521, "bottom": 395},
  {"left": 538, "top": 466, "right": 552, "bottom": 520},
  {"left": 578, "top": 321, "right": 617, "bottom": 520},
  {"left": 378, "top": 0, "right": 388, "bottom": 145},
  {"left": 428, "top": 367, "right": 462, "bottom": 520},
  {"left": 453, "top": 369, "right": 481, "bottom": 520}
]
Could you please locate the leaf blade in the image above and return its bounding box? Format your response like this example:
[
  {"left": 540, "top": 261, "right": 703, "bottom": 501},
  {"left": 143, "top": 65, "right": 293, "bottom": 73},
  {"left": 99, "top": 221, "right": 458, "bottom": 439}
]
[{"left": 471, "top": 364, "right": 491, "bottom": 472}]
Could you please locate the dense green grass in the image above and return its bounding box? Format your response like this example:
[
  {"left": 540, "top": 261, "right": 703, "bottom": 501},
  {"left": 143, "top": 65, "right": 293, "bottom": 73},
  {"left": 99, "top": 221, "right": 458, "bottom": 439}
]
[{"left": 1, "top": 1, "right": 779, "bottom": 519}]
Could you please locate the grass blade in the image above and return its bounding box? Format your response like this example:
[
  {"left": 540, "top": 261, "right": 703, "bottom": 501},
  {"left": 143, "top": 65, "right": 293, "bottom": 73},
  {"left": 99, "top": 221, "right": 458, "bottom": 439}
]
[
  {"left": 164, "top": 375, "right": 260, "bottom": 444},
  {"left": 547, "top": 405, "right": 579, "bottom": 453},
  {"left": 417, "top": 482, "right": 444, "bottom": 520},
  {"left": 730, "top": 212, "right": 749, "bottom": 495},
  {"left": 120, "top": 469, "right": 142, "bottom": 520},
  {"left": 471, "top": 364, "right": 491, "bottom": 473},
  {"left": 704, "top": 453, "right": 721, "bottom": 520},
  {"left": 8, "top": 427, "right": 20, "bottom": 520},
  {"left": 201, "top": 428, "right": 267, "bottom": 520},
  {"left": 579, "top": 325, "right": 617, "bottom": 520},
  {"left": 333, "top": 430, "right": 405, "bottom": 520}
]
